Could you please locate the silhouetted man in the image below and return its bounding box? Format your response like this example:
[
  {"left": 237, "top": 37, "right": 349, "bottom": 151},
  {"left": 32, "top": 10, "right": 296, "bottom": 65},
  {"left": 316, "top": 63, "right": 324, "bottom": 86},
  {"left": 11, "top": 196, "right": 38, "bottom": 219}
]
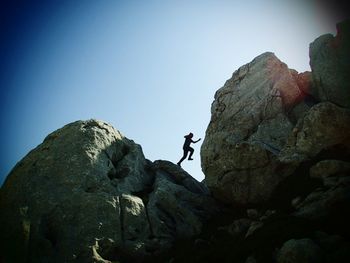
[{"left": 177, "top": 133, "right": 201, "bottom": 166}]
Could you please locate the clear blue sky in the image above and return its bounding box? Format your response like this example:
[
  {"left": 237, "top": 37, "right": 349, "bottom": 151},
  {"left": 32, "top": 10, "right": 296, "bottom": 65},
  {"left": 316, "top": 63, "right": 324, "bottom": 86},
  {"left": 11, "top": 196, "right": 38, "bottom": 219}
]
[{"left": 0, "top": 0, "right": 345, "bottom": 185}]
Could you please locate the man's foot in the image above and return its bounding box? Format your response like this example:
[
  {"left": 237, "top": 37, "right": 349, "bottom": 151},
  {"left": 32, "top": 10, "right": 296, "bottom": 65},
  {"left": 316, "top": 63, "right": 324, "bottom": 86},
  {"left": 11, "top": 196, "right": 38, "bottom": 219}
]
[
  {"left": 177, "top": 162, "right": 181, "bottom": 166},
  {"left": 188, "top": 158, "right": 193, "bottom": 161}
]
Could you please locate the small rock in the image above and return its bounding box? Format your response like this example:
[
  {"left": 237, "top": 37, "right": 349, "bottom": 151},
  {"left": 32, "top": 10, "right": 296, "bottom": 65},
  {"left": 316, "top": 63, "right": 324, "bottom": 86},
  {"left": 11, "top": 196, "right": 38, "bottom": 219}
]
[
  {"left": 276, "top": 238, "right": 323, "bottom": 263},
  {"left": 245, "top": 255, "right": 257, "bottom": 263},
  {"left": 259, "top": 209, "right": 276, "bottom": 221},
  {"left": 224, "top": 218, "right": 252, "bottom": 237},
  {"left": 291, "top": 196, "right": 303, "bottom": 209},
  {"left": 247, "top": 209, "right": 260, "bottom": 220},
  {"left": 245, "top": 221, "right": 264, "bottom": 238}
]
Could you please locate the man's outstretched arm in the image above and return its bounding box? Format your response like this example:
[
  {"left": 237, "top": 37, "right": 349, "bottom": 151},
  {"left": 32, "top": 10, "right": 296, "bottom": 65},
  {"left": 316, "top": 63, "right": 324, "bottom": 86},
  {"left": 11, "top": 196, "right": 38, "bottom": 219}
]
[{"left": 193, "top": 138, "right": 201, "bottom": 143}]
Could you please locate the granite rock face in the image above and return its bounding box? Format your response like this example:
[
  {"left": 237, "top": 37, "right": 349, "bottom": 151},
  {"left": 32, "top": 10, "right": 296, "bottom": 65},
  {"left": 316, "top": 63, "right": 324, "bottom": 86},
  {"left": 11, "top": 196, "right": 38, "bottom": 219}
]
[
  {"left": 2, "top": 19, "right": 350, "bottom": 263},
  {"left": 201, "top": 26, "right": 350, "bottom": 206},
  {"left": 201, "top": 52, "right": 309, "bottom": 206},
  {"left": 309, "top": 19, "right": 350, "bottom": 108},
  {"left": 279, "top": 102, "right": 350, "bottom": 162},
  {"left": 193, "top": 20, "right": 350, "bottom": 262},
  {"left": 0, "top": 120, "right": 217, "bottom": 263}
]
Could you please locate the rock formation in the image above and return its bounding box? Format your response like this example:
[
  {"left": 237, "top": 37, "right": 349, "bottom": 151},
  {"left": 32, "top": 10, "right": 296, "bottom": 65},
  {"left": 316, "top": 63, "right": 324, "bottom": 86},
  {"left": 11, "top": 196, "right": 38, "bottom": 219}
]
[
  {"left": 309, "top": 19, "right": 350, "bottom": 108},
  {"left": 0, "top": 120, "right": 218, "bottom": 263},
  {"left": 1, "top": 19, "right": 350, "bottom": 263},
  {"left": 193, "top": 19, "right": 350, "bottom": 263},
  {"left": 201, "top": 20, "right": 350, "bottom": 207},
  {"left": 279, "top": 101, "right": 350, "bottom": 162},
  {"left": 201, "top": 52, "right": 309, "bottom": 206}
]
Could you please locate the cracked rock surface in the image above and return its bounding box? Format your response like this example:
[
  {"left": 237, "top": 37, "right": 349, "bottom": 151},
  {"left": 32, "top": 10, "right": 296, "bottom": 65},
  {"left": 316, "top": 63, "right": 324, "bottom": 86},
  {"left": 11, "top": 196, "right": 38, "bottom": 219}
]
[
  {"left": 0, "top": 120, "right": 218, "bottom": 263},
  {"left": 201, "top": 52, "right": 310, "bottom": 206}
]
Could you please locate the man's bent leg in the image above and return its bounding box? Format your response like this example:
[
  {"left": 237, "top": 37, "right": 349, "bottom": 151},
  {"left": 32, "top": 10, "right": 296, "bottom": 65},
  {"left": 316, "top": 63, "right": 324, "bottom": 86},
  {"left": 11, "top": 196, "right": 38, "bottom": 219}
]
[
  {"left": 188, "top": 147, "right": 194, "bottom": 160},
  {"left": 177, "top": 149, "right": 189, "bottom": 165}
]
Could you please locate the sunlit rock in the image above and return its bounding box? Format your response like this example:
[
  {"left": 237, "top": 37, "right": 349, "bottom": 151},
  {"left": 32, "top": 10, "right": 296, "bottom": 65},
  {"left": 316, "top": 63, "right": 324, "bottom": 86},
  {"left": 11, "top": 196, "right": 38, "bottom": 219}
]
[{"left": 201, "top": 52, "right": 306, "bottom": 206}]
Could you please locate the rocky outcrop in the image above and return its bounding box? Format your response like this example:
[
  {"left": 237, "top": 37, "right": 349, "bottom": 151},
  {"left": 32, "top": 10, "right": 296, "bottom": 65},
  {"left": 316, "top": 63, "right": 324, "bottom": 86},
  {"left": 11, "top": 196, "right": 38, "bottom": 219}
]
[
  {"left": 201, "top": 52, "right": 310, "bottom": 206},
  {"left": 0, "top": 120, "right": 218, "bottom": 263},
  {"left": 279, "top": 102, "right": 350, "bottom": 162},
  {"left": 2, "top": 19, "right": 350, "bottom": 263},
  {"left": 309, "top": 19, "right": 350, "bottom": 108},
  {"left": 190, "top": 19, "right": 350, "bottom": 263},
  {"left": 201, "top": 21, "right": 350, "bottom": 207}
]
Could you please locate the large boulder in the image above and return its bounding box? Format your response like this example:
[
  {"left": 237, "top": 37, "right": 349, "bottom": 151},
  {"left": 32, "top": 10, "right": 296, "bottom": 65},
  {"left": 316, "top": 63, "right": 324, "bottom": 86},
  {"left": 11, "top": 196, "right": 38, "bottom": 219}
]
[
  {"left": 309, "top": 19, "right": 350, "bottom": 108},
  {"left": 201, "top": 52, "right": 307, "bottom": 206},
  {"left": 0, "top": 120, "right": 217, "bottom": 263}
]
